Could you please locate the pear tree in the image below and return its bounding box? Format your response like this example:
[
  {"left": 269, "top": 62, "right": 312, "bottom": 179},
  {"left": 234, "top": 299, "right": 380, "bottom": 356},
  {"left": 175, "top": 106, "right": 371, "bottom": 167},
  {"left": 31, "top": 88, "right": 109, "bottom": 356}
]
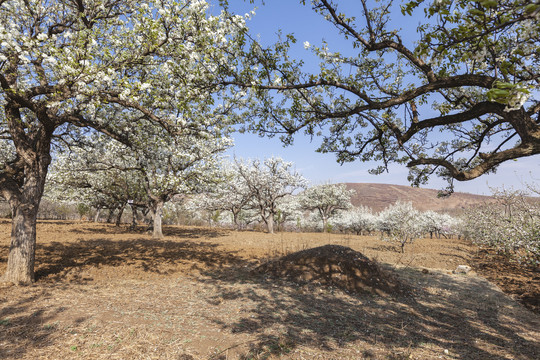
[
  {"left": 461, "top": 188, "right": 539, "bottom": 267},
  {"left": 224, "top": 0, "right": 540, "bottom": 192},
  {"left": 235, "top": 157, "right": 307, "bottom": 233},
  {"left": 298, "top": 183, "right": 355, "bottom": 231},
  {"left": 48, "top": 127, "right": 231, "bottom": 238},
  {"left": 377, "top": 201, "right": 424, "bottom": 253},
  {"left": 47, "top": 136, "right": 146, "bottom": 225},
  {"left": 331, "top": 205, "right": 377, "bottom": 235},
  {"left": 187, "top": 161, "right": 254, "bottom": 229},
  {"left": 0, "top": 0, "right": 250, "bottom": 283}
]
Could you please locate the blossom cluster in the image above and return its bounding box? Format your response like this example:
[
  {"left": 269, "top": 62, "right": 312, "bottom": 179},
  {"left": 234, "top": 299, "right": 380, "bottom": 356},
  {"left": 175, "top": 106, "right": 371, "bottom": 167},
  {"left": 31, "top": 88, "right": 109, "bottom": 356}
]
[{"left": 461, "top": 187, "right": 539, "bottom": 267}]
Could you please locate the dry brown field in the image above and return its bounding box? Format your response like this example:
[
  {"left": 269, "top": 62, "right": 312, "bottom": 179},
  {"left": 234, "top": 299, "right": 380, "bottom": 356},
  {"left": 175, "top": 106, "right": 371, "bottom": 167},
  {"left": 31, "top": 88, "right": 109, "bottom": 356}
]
[{"left": 1, "top": 220, "right": 539, "bottom": 359}]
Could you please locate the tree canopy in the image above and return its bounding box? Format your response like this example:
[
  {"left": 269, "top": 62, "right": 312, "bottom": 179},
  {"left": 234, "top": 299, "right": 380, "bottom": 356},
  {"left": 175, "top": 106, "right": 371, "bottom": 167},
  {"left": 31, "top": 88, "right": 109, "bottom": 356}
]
[
  {"left": 235, "top": 157, "right": 307, "bottom": 233},
  {"left": 224, "top": 0, "right": 540, "bottom": 191},
  {"left": 298, "top": 183, "right": 355, "bottom": 230}
]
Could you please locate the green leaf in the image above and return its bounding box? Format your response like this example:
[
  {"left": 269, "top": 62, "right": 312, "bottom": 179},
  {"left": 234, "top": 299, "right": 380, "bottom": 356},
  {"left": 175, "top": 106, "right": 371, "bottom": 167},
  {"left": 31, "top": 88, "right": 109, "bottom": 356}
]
[
  {"left": 524, "top": 4, "right": 539, "bottom": 13},
  {"left": 480, "top": 0, "right": 498, "bottom": 9},
  {"left": 468, "top": 9, "right": 484, "bottom": 17}
]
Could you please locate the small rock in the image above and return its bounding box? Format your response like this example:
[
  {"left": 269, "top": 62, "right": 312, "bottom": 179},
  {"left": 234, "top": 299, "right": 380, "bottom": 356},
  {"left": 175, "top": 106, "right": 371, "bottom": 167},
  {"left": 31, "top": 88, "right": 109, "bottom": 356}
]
[{"left": 453, "top": 265, "right": 471, "bottom": 274}]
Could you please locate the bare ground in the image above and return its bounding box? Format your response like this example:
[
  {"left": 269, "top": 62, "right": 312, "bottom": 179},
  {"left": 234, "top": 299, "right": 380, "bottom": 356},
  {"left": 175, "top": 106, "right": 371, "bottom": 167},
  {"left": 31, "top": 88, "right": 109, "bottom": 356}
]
[{"left": 0, "top": 220, "right": 539, "bottom": 359}]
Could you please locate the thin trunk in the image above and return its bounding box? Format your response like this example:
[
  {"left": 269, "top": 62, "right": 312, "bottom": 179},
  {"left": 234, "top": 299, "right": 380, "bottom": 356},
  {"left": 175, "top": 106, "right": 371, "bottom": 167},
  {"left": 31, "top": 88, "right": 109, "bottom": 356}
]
[
  {"left": 94, "top": 207, "right": 102, "bottom": 223},
  {"left": 130, "top": 205, "right": 138, "bottom": 229},
  {"left": 106, "top": 209, "right": 115, "bottom": 223},
  {"left": 232, "top": 210, "right": 239, "bottom": 230},
  {"left": 151, "top": 200, "right": 164, "bottom": 239},
  {"left": 115, "top": 206, "right": 125, "bottom": 227}
]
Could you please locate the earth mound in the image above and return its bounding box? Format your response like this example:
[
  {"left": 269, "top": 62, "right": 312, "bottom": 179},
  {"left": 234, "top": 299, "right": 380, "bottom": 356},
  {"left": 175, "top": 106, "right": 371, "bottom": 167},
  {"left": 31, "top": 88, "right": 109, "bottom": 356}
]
[{"left": 253, "top": 245, "right": 410, "bottom": 297}]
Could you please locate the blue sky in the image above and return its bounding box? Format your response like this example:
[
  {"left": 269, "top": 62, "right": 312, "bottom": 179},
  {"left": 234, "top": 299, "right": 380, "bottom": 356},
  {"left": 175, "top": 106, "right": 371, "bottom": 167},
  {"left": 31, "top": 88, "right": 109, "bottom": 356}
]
[{"left": 222, "top": 1, "right": 539, "bottom": 195}]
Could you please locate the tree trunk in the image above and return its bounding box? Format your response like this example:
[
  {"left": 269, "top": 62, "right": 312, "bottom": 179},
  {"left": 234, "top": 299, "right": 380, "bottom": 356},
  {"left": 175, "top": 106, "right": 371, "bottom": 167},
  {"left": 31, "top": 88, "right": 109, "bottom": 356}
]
[
  {"left": 232, "top": 210, "right": 239, "bottom": 230},
  {"left": 151, "top": 200, "right": 164, "bottom": 239},
  {"left": 2, "top": 204, "right": 39, "bottom": 284},
  {"left": 115, "top": 206, "right": 125, "bottom": 227},
  {"left": 94, "top": 207, "right": 102, "bottom": 222},
  {"left": 130, "top": 205, "right": 138, "bottom": 229},
  {"left": 266, "top": 213, "right": 274, "bottom": 234},
  {"left": 106, "top": 209, "right": 115, "bottom": 223},
  {"left": 1, "top": 155, "right": 50, "bottom": 284}
]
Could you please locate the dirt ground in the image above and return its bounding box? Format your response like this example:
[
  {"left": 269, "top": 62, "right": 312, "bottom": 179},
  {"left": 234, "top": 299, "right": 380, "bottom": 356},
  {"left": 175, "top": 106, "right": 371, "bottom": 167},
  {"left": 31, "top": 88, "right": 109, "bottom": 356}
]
[{"left": 0, "top": 220, "right": 539, "bottom": 359}]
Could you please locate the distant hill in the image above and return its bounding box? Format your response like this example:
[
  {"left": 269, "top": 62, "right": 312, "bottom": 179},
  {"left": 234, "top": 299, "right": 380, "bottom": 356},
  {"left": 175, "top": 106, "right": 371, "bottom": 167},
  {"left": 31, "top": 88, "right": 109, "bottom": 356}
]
[{"left": 343, "top": 183, "right": 493, "bottom": 213}]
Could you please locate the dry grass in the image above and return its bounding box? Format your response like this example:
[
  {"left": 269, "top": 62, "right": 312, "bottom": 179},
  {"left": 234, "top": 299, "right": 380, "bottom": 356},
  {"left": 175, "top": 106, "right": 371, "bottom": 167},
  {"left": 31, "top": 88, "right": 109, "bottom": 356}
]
[{"left": 0, "top": 220, "right": 539, "bottom": 359}]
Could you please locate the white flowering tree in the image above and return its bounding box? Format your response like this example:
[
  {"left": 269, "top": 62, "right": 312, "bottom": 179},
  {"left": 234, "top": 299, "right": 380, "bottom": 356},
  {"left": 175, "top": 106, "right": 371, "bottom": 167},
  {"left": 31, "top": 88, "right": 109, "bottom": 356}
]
[
  {"left": 461, "top": 188, "right": 539, "bottom": 267},
  {"left": 235, "top": 157, "right": 307, "bottom": 233},
  {"left": 274, "top": 195, "right": 303, "bottom": 231},
  {"left": 134, "top": 124, "right": 231, "bottom": 238},
  {"left": 420, "top": 210, "right": 459, "bottom": 239},
  {"left": 186, "top": 162, "right": 255, "bottom": 229},
  {"left": 298, "top": 183, "right": 355, "bottom": 231},
  {"left": 377, "top": 201, "right": 425, "bottom": 253},
  {"left": 0, "top": 0, "right": 250, "bottom": 283},
  {"left": 47, "top": 143, "right": 145, "bottom": 226},
  {"left": 225, "top": 0, "right": 540, "bottom": 192},
  {"left": 49, "top": 129, "right": 230, "bottom": 238},
  {"left": 331, "top": 205, "right": 377, "bottom": 235}
]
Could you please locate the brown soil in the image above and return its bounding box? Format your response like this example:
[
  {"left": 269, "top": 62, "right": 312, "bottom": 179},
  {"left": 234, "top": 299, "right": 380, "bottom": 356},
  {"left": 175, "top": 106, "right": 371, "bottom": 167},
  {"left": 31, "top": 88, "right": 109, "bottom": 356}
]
[
  {"left": 471, "top": 249, "right": 540, "bottom": 314},
  {"left": 253, "top": 245, "right": 410, "bottom": 297},
  {"left": 0, "top": 220, "right": 539, "bottom": 360}
]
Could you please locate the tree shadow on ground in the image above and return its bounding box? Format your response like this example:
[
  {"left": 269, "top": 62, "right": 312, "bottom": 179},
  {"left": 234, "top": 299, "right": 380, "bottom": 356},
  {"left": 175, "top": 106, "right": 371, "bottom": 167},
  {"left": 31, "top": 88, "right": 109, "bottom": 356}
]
[
  {"left": 67, "top": 224, "right": 227, "bottom": 239},
  {"left": 367, "top": 244, "right": 400, "bottom": 253},
  {"left": 34, "top": 238, "right": 244, "bottom": 282},
  {"left": 202, "top": 266, "right": 540, "bottom": 359},
  {"left": 162, "top": 226, "right": 229, "bottom": 239},
  {"left": 0, "top": 244, "right": 6, "bottom": 264},
  {"left": 0, "top": 287, "right": 87, "bottom": 359}
]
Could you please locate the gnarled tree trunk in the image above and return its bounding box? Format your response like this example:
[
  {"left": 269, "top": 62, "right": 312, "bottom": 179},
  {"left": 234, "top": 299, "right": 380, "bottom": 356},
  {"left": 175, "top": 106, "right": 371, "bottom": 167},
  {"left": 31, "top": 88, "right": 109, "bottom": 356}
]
[
  {"left": 1, "top": 154, "right": 50, "bottom": 284},
  {"left": 4, "top": 203, "right": 39, "bottom": 284}
]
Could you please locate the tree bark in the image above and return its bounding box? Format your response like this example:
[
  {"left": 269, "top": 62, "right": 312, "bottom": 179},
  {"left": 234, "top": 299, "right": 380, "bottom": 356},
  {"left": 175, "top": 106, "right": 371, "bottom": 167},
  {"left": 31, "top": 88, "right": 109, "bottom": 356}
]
[
  {"left": 130, "top": 205, "right": 138, "bottom": 229},
  {"left": 115, "top": 205, "right": 125, "bottom": 227},
  {"left": 2, "top": 204, "right": 39, "bottom": 284},
  {"left": 106, "top": 208, "right": 115, "bottom": 223},
  {"left": 232, "top": 210, "right": 239, "bottom": 229},
  {"left": 150, "top": 200, "right": 164, "bottom": 238},
  {"left": 322, "top": 216, "right": 328, "bottom": 232},
  {"left": 1, "top": 155, "right": 50, "bottom": 284},
  {"left": 266, "top": 213, "right": 274, "bottom": 234},
  {"left": 93, "top": 207, "right": 102, "bottom": 222}
]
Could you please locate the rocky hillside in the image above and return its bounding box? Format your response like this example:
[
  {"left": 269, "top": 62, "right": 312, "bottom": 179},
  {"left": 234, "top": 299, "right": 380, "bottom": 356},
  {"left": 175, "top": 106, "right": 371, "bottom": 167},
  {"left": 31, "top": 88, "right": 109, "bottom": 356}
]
[{"left": 344, "top": 183, "right": 493, "bottom": 213}]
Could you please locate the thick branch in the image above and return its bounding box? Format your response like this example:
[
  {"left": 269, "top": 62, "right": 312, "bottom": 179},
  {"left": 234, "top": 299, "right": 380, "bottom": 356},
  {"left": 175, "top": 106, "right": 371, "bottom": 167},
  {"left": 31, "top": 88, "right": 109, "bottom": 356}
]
[{"left": 408, "top": 140, "right": 540, "bottom": 181}]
